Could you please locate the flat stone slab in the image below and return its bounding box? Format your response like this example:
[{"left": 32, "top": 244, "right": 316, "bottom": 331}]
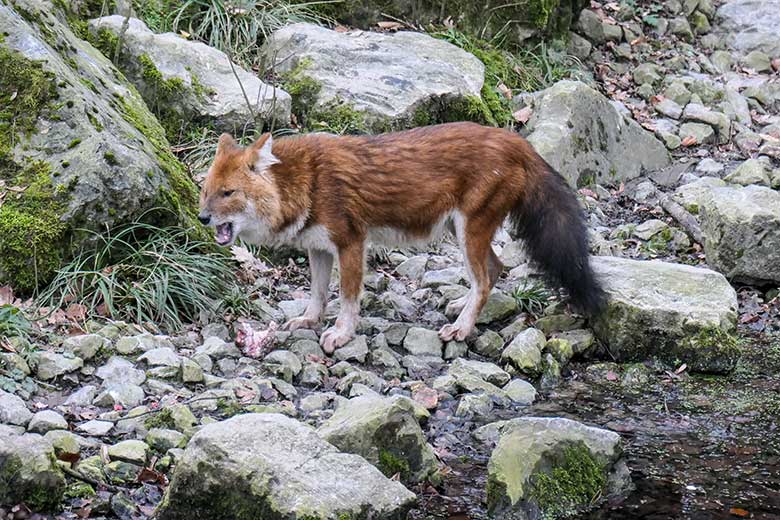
[{"left": 591, "top": 256, "right": 739, "bottom": 373}]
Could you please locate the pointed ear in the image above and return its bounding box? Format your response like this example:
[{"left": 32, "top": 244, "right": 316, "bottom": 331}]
[
  {"left": 216, "top": 133, "right": 236, "bottom": 155},
  {"left": 248, "top": 133, "right": 280, "bottom": 173}
]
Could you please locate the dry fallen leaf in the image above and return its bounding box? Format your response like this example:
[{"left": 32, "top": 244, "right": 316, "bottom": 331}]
[
  {"left": 497, "top": 82, "right": 512, "bottom": 100},
  {"left": 377, "top": 21, "right": 404, "bottom": 30},
  {"left": 512, "top": 106, "right": 534, "bottom": 124},
  {"left": 334, "top": 24, "right": 349, "bottom": 33},
  {"left": 728, "top": 507, "right": 750, "bottom": 517},
  {"left": 681, "top": 135, "right": 698, "bottom": 147}
]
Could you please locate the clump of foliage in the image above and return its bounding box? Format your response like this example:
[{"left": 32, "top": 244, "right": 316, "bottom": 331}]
[
  {"left": 0, "top": 305, "right": 32, "bottom": 342},
  {"left": 512, "top": 279, "right": 553, "bottom": 316},
  {"left": 163, "top": 0, "right": 330, "bottom": 67},
  {"left": 38, "top": 219, "right": 253, "bottom": 331}
]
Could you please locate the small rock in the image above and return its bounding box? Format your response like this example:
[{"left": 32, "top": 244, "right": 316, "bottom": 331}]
[
  {"left": 682, "top": 104, "right": 731, "bottom": 144},
  {"left": 33, "top": 351, "right": 83, "bottom": 380},
  {"left": 77, "top": 420, "right": 114, "bottom": 436},
  {"left": 138, "top": 347, "right": 181, "bottom": 367},
  {"left": 503, "top": 379, "right": 537, "bottom": 405},
  {"left": 96, "top": 357, "right": 146, "bottom": 385},
  {"left": 93, "top": 383, "right": 145, "bottom": 409},
  {"left": 0, "top": 433, "right": 65, "bottom": 510},
  {"left": 62, "top": 334, "right": 107, "bottom": 361},
  {"left": 654, "top": 98, "right": 683, "bottom": 119},
  {"left": 146, "top": 428, "right": 186, "bottom": 452},
  {"left": 334, "top": 335, "right": 369, "bottom": 363},
  {"left": 695, "top": 158, "right": 724, "bottom": 175},
  {"left": 668, "top": 17, "right": 694, "bottom": 40},
  {"left": 263, "top": 350, "right": 302, "bottom": 383},
  {"left": 632, "top": 219, "right": 669, "bottom": 240},
  {"left": 473, "top": 330, "right": 504, "bottom": 358},
  {"left": 632, "top": 63, "right": 662, "bottom": 86},
  {"left": 724, "top": 158, "right": 771, "bottom": 186},
  {"left": 0, "top": 389, "right": 32, "bottom": 426},
  {"left": 576, "top": 9, "right": 605, "bottom": 43},
  {"left": 403, "top": 327, "right": 443, "bottom": 357},
  {"left": 449, "top": 358, "right": 510, "bottom": 387},
  {"left": 501, "top": 328, "right": 545, "bottom": 375},
  {"left": 663, "top": 81, "right": 692, "bottom": 106},
  {"left": 679, "top": 122, "right": 715, "bottom": 144},
  {"left": 545, "top": 338, "right": 574, "bottom": 365},
  {"left": 64, "top": 385, "right": 98, "bottom": 407},
  {"left": 709, "top": 50, "right": 734, "bottom": 73},
  {"left": 44, "top": 430, "right": 81, "bottom": 459},
  {"left": 443, "top": 340, "right": 468, "bottom": 360},
  {"left": 195, "top": 337, "right": 241, "bottom": 359},
  {"left": 395, "top": 255, "right": 428, "bottom": 280},
  {"left": 108, "top": 439, "right": 150, "bottom": 464},
  {"left": 27, "top": 410, "right": 68, "bottom": 433},
  {"left": 741, "top": 50, "right": 772, "bottom": 72},
  {"left": 422, "top": 267, "right": 464, "bottom": 288},
  {"left": 455, "top": 393, "right": 493, "bottom": 418},
  {"left": 181, "top": 358, "right": 204, "bottom": 383},
  {"left": 476, "top": 290, "right": 519, "bottom": 324}
]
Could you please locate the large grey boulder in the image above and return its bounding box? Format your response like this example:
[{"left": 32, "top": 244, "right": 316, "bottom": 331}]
[
  {"left": 716, "top": 0, "right": 780, "bottom": 57},
  {"left": 159, "top": 414, "right": 415, "bottom": 520},
  {"left": 0, "top": 432, "right": 66, "bottom": 511},
  {"left": 88, "top": 16, "right": 291, "bottom": 132},
  {"left": 0, "top": 0, "right": 200, "bottom": 291},
  {"left": 477, "top": 417, "right": 630, "bottom": 520},
  {"left": 699, "top": 185, "right": 780, "bottom": 284},
  {"left": 158, "top": 414, "right": 416, "bottom": 519},
  {"left": 317, "top": 394, "right": 437, "bottom": 483},
  {"left": 591, "top": 256, "right": 739, "bottom": 373},
  {"left": 262, "top": 23, "right": 484, "bottom": 130},
  {"left": 522, "top": 81, "right": 670, "bottom": 187}
]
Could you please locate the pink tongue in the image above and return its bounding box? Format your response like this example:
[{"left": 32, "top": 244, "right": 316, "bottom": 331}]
[{"left": 216, "top": 224, "right": 231, "bottom": 243}]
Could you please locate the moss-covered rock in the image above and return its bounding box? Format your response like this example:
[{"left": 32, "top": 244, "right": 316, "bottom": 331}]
[
  {"left": 591, "top": 256, "right": 740, "bottom": 373},
  {"left": 478, "top": 417, "right": 630, "bottom": 519},
  {"left": 0, "top": 0, "right": 202, "bottom": 292},
  {"left": 317, "top": 394, "right": 437, "bottom": 483},
  {"left": 157, "top": 413, "right": 416, "bottom": 520},
  {"left": 87, "top": 16, "right": 291, "bottom": 137},
  {"left": 263, "top": 23, "right": 485, "bottom": 133},
  {"left": 0, "top": 432, "right": 66, "bottom": 511}
]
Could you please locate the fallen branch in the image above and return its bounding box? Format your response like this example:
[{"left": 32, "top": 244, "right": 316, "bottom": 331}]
[
  {"left": 61, "top": 465, "right": 121, "bottom": 493},
  {"left": 657, "top": 191, "right": 705, "bottom": 245}
]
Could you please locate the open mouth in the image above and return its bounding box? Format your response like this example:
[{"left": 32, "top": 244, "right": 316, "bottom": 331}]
[{"left": 215, "top": 222, "right": 234, "bottom": 246}]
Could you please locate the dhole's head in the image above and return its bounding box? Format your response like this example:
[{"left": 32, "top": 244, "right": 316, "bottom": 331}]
[{"left": 199, "top": 133, "right": 280, "bottom": 246}]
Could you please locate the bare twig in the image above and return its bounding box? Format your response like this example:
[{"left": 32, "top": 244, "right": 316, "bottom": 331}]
[
  {"left": 61, "top": 465, "right": 121, "bottom": 493},
  {"left": 657, "top": 192, "right": 705, "bottom": 245}
]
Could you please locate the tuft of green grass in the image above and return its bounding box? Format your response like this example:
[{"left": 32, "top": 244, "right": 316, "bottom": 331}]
[
  {"left": 512, "top": 279, "right": 552, "bottom": 316},
  {"left": 169, "top": 0, "right": 332, "bottom": 68},
  {"left": 38, "top": 218, "right": 253, "bottom": 331}
]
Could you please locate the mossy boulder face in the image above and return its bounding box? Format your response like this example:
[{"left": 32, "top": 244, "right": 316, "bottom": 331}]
[
  {"left": 477, "top": 417, "right": 630, "bottom": 519},
  {"left": 262, "top": 23, "right": 485, "bottom": 132},
  {"left": 309, "top": 0, "right": 588, "bottom": 46},
  {"left": 157, "top": 413, "right": 416, "bottom": 520},
  {"left": 87, "top": 16, "right": 291, "bottom": 136},
  {"left": 591, "top": 256, "right": 740, "bottom": 373},
  {"left": 521, "top": 81, "right": 670, "bottom": 187},
  {"left": 0, "top": 0, "right": 201, "bottom": 292},
  {"left": 0, "top": 432, "right": 66, "bottom": 511},
  {"left": 317, "top": 394, "right": 437, "bottom": 483}
]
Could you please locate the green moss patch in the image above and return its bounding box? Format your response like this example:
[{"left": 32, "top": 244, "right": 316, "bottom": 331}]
[
  {"left": 377, "top": 448, "right": 411, "bottom": 480},
  {"left": 529, "top": 443, "right": 608, "bottom": 518}
]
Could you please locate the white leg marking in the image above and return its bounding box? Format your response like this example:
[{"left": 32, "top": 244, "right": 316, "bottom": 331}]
[
  {"left": 320, "top": 297, "right": 360, "bottom": 354},
  {"left": 283, "top": 249, "right": 334, "bottom": 331}
]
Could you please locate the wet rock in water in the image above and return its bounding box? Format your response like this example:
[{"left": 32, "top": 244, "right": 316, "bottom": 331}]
[
  {"left": 591, "top": 256, "right": 739, "bottom": 373},
  {"left": 480, "top": 417, "right": 630, "bottom": 519},
  {"left": 318, "top": 394, "right": 436, "bottom": 483},
  {"left": 0, "top": 0, "right": 201, "bottom": 290},
  {"left": 262, "top": 23, "right": 484, "bottom": 131},
  {"left": 32, "top": 351, "right": 83, "bottom": 380},
  {"left": 522, "top": 81, "right": 670, "bottom": 187},
  {"left": 89, "top": 16, "right": 290, "bottom": 131},
  {"left": 62, "top": 334, "right": 108, "bottom": 361},
  {"left": 0, "top": 390, "right": 33, "bottom": 426},
  {"left": 158, "top": 413, "right": 415, "bottom": 519},
  {"left": 0, "top": 432, "right": 66, "bottom": 511},
  {"left": 27, "top": 410, "right": 67, "bottom": 433},
  {"left": 501, "top": 328, "right": 545, "bottom": 376}
]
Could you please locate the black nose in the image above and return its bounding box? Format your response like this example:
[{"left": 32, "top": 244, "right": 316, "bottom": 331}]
[{"left": 198, "top": 215, "right": 211, "bottom": 225}]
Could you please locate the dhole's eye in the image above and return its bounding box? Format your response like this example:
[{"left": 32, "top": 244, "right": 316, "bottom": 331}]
[{"left": 222, "top": 190, "right": 234, "bottom": 197}]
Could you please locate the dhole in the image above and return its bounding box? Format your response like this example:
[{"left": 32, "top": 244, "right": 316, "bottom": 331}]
[{"left": 199, "top": 122, "right": 604, "bottom": 353}]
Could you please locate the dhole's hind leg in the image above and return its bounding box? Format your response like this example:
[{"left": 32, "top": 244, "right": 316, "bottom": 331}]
[
  {"left": 284, "top": 249, "right": 334, "bottom": 331},
  {"left": 444, "top": 236, "right": 504, "bottom": 318},
  {"left": 321, "top": 241, "right": 364, "bottom": 354},
  {"left": 439, "top": 217, "right": 496, "bottom": 342}
]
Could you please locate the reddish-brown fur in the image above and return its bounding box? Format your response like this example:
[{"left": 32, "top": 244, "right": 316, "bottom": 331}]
[{"left": 200, "top": 122, "right": 603, "bottom": 352}]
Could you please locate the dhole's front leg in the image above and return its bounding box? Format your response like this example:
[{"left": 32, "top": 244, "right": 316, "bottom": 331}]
[
  {"left": 283, "top": 249, "right": 334, "bottom": 331},
  {"left": 320, "top": 241, "right": 364, "bottom": 354}
]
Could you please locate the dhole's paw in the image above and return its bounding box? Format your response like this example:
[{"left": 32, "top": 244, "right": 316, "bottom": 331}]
[
  {"left": 438, "top": 323, "right": 472, "bottom": 342},
  {"left": 283, "top": 316, "right": 319, "bottom": 331},
  {"left": 445, "top": 296, "right": 469, "bottom": 318},
  {"left": 320, "top": 326, "right": 353, "bottom": 354}
]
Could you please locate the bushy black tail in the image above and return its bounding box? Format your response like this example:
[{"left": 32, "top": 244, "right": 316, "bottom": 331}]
[{"left": 509, "top": 160, "right": 606, "bottom": 316}]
